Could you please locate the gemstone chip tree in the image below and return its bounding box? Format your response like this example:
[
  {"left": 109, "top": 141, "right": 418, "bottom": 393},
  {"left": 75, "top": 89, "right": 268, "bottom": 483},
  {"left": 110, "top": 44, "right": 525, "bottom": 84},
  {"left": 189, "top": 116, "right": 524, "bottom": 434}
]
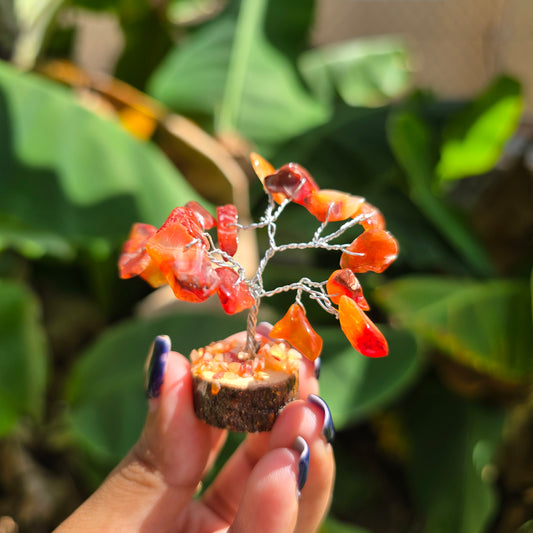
[{"left": 118, "top": 153, "right": 399, "bottom": 431}]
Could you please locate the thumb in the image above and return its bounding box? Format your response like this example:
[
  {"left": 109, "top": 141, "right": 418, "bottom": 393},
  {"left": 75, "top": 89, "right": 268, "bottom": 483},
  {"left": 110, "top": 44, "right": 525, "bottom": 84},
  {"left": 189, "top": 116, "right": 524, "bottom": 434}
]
[{"left": 55, "top": 335, "right": 224, "bottom": 532}]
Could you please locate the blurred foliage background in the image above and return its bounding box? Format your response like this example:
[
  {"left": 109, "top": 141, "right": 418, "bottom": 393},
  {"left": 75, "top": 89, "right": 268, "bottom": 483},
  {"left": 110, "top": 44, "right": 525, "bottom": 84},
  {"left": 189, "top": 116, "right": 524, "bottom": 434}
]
[{"left": 0, "top": 0, "right": 532, "bottom": 532}]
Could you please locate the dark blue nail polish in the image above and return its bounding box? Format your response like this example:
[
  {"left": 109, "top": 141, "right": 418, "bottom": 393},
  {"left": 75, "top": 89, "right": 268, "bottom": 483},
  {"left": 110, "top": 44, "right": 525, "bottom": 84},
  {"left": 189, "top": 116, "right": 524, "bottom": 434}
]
[
  {"left": 314, "top": 357, "right": 321, "bottom": 380},
  {"left": 146, "top": 335, "right": 171, "bottom": 399},
  {"left": 292, "top": 436, "right": 309, "bottom": 492},
  {"left": 308, "top": 394, "right": 335, "bottom": 443}
]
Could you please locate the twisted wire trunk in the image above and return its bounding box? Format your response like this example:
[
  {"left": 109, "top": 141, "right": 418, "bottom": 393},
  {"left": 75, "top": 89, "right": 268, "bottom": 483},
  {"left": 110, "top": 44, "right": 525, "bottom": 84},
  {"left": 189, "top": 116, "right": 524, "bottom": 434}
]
[{"left": 244, "top": 300, "right": 259, "bottom": 358}]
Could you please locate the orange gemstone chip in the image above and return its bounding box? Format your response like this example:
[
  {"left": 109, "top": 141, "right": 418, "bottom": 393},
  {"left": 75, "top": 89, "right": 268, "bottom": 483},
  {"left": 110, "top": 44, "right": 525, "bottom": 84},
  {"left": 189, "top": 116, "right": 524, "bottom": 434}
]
[
  {"left": 215, "top": 267, "right": 255, "bottom": 315},
  {"left": 156, "top": 244, "right": 219, "bottom": 303},
  {"left": 304, "top": 190, "right": 365, "bottom": 222},
  {"left": 326, "top": 269, "right": 369, "bottom": 310},
  {"left": 118, "top": 223, "right": 167, "bottom": 287},
  {"left": 270, "top": 303, "right": 323, "bottom": 361},
  {"left": 338, "top": 296, "right": 388, "bottom": 358},
  {"left": 340, "top": 229, "right": 399, "bottom": 273}
]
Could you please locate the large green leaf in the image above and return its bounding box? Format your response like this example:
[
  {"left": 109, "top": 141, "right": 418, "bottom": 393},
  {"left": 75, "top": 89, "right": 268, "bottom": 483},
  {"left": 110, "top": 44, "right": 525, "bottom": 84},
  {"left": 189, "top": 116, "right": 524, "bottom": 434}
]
[
  {"left": 63, "top": 308, "right": 246, "bottom": 462},
  {"left": 0, "top": 61, "right": 203, "bottom": 259},
  {"left": 148, "top": 13, "right": 327, "bottom": 151},
  {"left": 273, "top": 103, "right": 477, "bottom": 275},
  {"left": 387, "top": 110, "right": 494, "bottom": 276},
  {"left": 376, "top": 276, "right": 533, "bottom": 382},
  {"left": 0, "top": 278, "right": 48, "bottom": 435},
  {"left": 402, "top": 379, "right": 505, "bottom": 533},
  {"left": 319, "top": 325, "right": 422, "bottom": 430},
  {"left": 437, "top": 76, "right": 522, "bottom": 182},
  {"left": 300, "top": 36, "right": 411, "bottom": 108}
]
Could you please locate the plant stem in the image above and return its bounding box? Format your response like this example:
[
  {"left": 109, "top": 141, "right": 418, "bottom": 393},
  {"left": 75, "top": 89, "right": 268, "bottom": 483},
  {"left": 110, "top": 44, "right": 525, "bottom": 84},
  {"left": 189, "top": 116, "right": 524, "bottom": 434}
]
[{"left": 217, "top": 0, "right": 268, "bottom": 134}]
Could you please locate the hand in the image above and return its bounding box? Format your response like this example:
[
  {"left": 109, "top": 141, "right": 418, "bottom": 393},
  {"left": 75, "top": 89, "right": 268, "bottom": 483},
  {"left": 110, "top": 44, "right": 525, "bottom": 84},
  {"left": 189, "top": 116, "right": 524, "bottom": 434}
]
[{"left": 54, "top": 331, "right": 336, "bottom": 533}]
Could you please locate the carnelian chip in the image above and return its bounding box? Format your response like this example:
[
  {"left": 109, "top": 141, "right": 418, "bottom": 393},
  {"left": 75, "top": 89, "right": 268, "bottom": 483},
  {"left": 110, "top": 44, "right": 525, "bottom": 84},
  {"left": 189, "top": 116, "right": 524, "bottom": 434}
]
[
  {"left": 217, "top": 204, "right": 239, "bottom": 257},
  {"left": 215, "top": 267, "right": 255, "bottom": 314},
  {"left": 139, "top": 259, "right": 167, "bottom": 287},
  {"left": 340, "top": 229, "right": 399, "bottom": 273},
  {"left": 168, "top": 206, "right": 209, "bottom": 245},
  {"left": 352, "top": 201, "right": 386, "bottom": 230},
  {"left": 118, "top": 223, "right": 167, "bottom": 287},
  {"left": 270, "top": 303, "right": 323, "bottom": 361},
  {"left": 304, "top": 190, "right": 365, "bottom": 222},
  {"left": 338, "top": 295, "right": 388, "bottom": 358},
  {"left": 186, "top": 201, "right": 216, "bottom": 231},
  {"left": 118, "top": 223, "right": 157, "bottom": 279},
  {"left": 147, "top": 209, "right": 198, "bottom": 259},
  {"left": 250, "top": 152, "right": 275, "bottom": 182},
  {"left": 326, "top": 269, "right": 369, "bottom": 310},
  {"left": 157, "top": 244, "right": 219, "bottom": 303},
  {"left": 264, "top": 163, "right": 319, "bottom": 205},
  {"left": 250, "top": 153, "right": 285, "bottom": 203}
]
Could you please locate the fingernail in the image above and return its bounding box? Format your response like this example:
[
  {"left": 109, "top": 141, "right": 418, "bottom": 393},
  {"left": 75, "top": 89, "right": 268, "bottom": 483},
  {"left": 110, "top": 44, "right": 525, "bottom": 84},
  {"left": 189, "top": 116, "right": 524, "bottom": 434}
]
[
  {"left": 308, "top": 394, "right": 335, "bottom": 444},
  {"left": 145, "top": 335, "right": 171, "bottom": 399},
  {"left": 292, "top": 436, "right": 310, "bottom": 493},
  {"left": 314, "top": 357, "right": 321, "bottom": 380}
]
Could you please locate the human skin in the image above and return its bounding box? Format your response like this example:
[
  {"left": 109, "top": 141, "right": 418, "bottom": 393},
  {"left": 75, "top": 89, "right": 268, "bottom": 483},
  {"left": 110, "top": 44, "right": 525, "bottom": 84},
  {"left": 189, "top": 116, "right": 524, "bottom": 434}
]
[{"left": 54, "top": 331, "right": 335, "bottom": 533}]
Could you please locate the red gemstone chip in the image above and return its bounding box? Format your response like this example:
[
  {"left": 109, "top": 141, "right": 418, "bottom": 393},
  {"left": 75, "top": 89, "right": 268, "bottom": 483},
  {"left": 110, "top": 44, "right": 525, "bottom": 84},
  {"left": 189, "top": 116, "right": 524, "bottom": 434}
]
[
  {"left": 338, "top": 296, "right": 388, "bottom": 358},
  {"left": 118, "top": 223, "right": 166, "bottom": 287},
  {"left": 264, "top": 163, "right": 319, "bottom": 205},
  {"left": 156, "top": 244, "right": 219, "bottom": 303},
  {"left": 217, "top": 204, "right": 239, "bottom": 257},
  {"left": 186, "top": 201, "right": 216, "bottom": 231},
  {"left": 326, "top": 269, "right": 369, "bottom": 310},
  {"left": 215, "top": 267, "right": 255, "bottom": 315}
]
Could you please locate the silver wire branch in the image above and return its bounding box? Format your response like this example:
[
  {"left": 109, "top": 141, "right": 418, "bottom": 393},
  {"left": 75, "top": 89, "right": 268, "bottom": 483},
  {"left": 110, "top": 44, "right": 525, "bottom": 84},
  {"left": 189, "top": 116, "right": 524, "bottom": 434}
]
[{"left": 205, "top": 190, "right": 374, "bottom": 356}]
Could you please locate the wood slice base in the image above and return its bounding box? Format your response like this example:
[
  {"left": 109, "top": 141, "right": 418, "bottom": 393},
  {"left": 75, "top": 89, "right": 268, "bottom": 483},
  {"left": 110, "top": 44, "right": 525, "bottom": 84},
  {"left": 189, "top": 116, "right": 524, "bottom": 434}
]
[{"left": 190, "top": 336, "right": 301, "bottom": 432}]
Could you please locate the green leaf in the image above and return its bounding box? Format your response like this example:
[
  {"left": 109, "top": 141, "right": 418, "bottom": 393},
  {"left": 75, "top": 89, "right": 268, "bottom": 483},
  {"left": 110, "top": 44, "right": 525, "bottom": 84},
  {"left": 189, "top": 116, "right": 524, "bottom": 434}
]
[
  {"left": 402, "top": 379, "right": 505, "bottom": 533},
  {"left": 376, "top": 276, "right": 533, "bottom": 382},
  {"left": 437, "top": 76, "right": 522, "bottom": 181},
  {"left": 63, "top": 309, "right": 246, "bottom": 462},
  {"left": 387, "top": 110, "right": 493, "bottom": 276},
  {"left": 0, "top": 278, "right": 48, "bottom": 435},
  {"left": 300, "top": 36, "right": 412, "bottom": 108},
  {"left": 0, "top": 62, "right": 204, "bottom": 259},
  {"left": 148, "top": 14, "right": 327, "bottom": 152},
  {"left": 319, "top": 325, "right": 422, "bottom": 430}
]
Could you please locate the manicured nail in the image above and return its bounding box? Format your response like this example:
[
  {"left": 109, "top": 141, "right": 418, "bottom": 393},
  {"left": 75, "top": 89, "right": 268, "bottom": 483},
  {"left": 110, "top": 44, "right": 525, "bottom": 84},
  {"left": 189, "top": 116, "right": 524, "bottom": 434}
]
[
  {"left": 145, "top": 335, "right": 171, "bottom": 399},
  {"left": 314, "top": 357, "right": 321, "bottom": 380},
  {"left": 292, "top": 436, "right": 310, "bottom": 493},
  {"left": 308, "top": 394, "right": 335, "bottom": 443}
]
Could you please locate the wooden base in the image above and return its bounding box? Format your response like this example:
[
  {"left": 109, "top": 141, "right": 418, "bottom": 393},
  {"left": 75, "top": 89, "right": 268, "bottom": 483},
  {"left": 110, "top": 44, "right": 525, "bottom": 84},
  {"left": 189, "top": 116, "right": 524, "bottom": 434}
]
[{"left": 190, "top": 336, "right": 301, "bottom": 432}]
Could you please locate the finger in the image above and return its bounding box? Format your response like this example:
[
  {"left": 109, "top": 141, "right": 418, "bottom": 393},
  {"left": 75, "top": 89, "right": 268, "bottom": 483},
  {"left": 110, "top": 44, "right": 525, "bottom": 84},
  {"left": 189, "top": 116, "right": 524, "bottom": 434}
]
[
  {"left": 200, "top": 350, "right": 320, "bottom": 522},
  {"left": 228, "top": 446, "right": 301, "bottom": 533},
  {"left": 55, "top": 335, "right": 224, "bottom": 532},
  {"left": 270, "top": 396, "right": 335, "bottom": 533}
]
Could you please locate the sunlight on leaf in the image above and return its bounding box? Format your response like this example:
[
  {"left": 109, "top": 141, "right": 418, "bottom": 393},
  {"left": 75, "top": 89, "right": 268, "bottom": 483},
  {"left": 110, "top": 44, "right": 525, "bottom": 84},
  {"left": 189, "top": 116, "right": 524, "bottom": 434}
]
[
  {"left": 300, "top": 36, "right": 412, "bottom": 108},
  {"left": 0, "top": 62, "right": 204, "bottom": 258},
  {"left": 376, "top": 276, "right": 533, "bottom": 382},
  {"left": 437, "top": 76, "right": 522, "bottom": 181},
  {"left": 148, "top": 15, "right": 327, "bottom": 152}
]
